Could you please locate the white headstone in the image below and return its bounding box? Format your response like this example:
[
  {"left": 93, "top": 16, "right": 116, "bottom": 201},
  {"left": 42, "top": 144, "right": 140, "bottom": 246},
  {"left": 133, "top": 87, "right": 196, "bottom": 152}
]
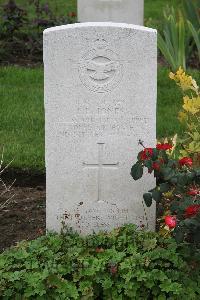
[
  {"left": 78, "top": 0, "right": 144, "bottom": 25},
  {"left": 44, "top": 23, "right": 157, "bottom": 234}
]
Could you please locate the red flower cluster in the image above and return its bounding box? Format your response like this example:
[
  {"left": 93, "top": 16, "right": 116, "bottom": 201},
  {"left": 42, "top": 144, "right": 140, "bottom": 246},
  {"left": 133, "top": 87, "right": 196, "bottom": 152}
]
[
  {"left": 188, "top": 188, "right": 200, "bottom": 196},
  {"left": 156, "top": 143, "right": 172, "bottom": 151},
  {"left": 185, "top": 205, "right": 200, "bottom": 218},
  {"left": 179, "top": 157, "right": 193, "bottom": 167},
  {"left": 165, "top": 215, "right": 177, "bottom": 228},
  {"left": 140, "top": 148, "right": 153, "bottom": 160}
]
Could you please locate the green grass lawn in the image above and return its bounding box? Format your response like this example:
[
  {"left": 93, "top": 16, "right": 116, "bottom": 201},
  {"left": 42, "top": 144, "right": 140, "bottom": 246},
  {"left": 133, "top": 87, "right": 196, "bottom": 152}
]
[
  {"left": 0, "top": 67, "right": 44, "bottom": 171},
  {"left": 1, "top": 66, "right": 199, "bottom": 171}
]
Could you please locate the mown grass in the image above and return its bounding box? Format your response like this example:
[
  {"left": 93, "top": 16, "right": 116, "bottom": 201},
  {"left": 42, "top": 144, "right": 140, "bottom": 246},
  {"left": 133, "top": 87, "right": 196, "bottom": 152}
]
[
  {"left": 1, "top": 66, "right": 199, "bottom": 171},
  {"left": 0, "top": 67, "right": 44, "bottom": 171}
]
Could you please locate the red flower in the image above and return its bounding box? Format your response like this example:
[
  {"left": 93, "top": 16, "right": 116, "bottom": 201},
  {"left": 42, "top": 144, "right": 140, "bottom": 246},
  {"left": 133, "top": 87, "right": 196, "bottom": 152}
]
[
  {"left": 159, "top": 158, "right": 165, "bottom": 164},
  {"left": 95, "top": 247, "right": 104, "bottom": 253},
  {"left": 185, "top": 205, "right": 200, "bottom": 218},
  {"left": 152, "top": 162, "right": 160, "bottom": 171},
  {"left": 187, "top": 188, "right": 200, "bottom": 196},
  {"left": 165, "top": 215, "right": 177, "bottom": 229},
  {"left": 110, "top": 265, "right": 118, "bottom": 274},
  {"left": 140, "top": 148, "right": 153, "bottom": 160},
  {"left": 68, "top": 11, "right": 76, "bottom": 18},
  {"left": 179, "top": 157, "right": 193, "bottom": 167},
  {"left": 156, "top": 143, "right": 172, "bottom": 151}
]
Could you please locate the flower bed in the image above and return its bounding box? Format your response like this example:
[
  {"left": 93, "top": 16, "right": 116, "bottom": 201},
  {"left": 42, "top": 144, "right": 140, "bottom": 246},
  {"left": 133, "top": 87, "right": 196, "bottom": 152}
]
[{"left": 0, "top": 224, "right": 200, "bottom": 299}]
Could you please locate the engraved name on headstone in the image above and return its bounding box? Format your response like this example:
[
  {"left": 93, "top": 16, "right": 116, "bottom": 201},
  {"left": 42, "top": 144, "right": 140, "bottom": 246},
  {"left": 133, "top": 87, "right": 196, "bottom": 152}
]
[{"left": 44, "top": 23, "right": 157, "bottom": 233}]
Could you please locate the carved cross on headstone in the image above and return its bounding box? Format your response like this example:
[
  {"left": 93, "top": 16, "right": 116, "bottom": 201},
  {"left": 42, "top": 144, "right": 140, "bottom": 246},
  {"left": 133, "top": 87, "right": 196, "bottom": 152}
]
[{"left": 83, "top": 143, "right": 119, "bottom": 203}]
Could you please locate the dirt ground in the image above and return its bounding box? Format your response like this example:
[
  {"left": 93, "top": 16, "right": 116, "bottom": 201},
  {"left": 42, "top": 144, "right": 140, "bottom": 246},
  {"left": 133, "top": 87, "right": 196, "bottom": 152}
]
[{"left": 0, "top": 177, "right": 46, "bottom": 252}]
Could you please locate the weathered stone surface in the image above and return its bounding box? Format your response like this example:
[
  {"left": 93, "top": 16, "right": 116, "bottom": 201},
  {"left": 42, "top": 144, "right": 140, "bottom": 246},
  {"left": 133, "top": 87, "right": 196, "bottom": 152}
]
[
  {"left": 44, "top": 23, "right": 157, "bottom": 234},
  {"left": 78, "top": 0, "right": 144, "bottom": 25}
]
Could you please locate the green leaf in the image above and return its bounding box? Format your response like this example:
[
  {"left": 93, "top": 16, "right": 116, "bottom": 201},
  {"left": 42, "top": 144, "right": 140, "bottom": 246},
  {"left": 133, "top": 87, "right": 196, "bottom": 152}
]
[
  {"left": 158, "top": 294, "right": 167, "bottom": 300},
  {"left": 152, "top": 190, "right": 162, "bottom": 202},
  {"left": 143, "top": 193, "right": 153, "bottom": 207},
  {"left": 187, "top": 20, "right": 200, "bottom": 61},
  {"left": 163, "top": 168, "right": 175, "bottom": 180},
  {"left": 184, "top": 218, "right": 200, "bottom": 228},
  {"left": 177, "top": 174, "right": 188, "bottom": 186},
  {"left": 161, "top": 150, "right": 169, "bottom": 163},
  {"left": 159, "top": 183, "right": 170, "bottom": 193},
  {"left": 152, "top": 148, "right": 159, "bottom": 160},
  {"left": 131, "top": 162, "right": 143, "bottom": 181},
  {"left": 174, "top": 228, "right": 184, "bottom": 243},
  {"left": 144, "top": 159, "right": 153, "bottom": 170},
  {"left": 170, "top": 177, "right": 178, "bottom": 184}
]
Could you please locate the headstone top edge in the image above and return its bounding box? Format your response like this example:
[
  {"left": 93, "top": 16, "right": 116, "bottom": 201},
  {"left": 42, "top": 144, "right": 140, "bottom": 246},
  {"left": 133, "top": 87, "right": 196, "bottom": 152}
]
[{"left": 43, "top": 22, "right": 157, "bottom": 35}]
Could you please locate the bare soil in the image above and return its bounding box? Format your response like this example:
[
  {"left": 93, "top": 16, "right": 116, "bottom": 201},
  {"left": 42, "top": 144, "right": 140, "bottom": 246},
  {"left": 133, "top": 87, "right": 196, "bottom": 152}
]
[{"left": 0, "top": 183, "right": 46, "bottom": 253}]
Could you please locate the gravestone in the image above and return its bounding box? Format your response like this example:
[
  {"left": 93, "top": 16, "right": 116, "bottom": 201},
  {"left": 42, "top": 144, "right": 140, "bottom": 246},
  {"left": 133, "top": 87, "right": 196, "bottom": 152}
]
[
  {"left": 78, "top": 0, "right": 144, "bottom": 25},
  {"left": 44, "top": 23, "right": 157, "bottom": 234}
]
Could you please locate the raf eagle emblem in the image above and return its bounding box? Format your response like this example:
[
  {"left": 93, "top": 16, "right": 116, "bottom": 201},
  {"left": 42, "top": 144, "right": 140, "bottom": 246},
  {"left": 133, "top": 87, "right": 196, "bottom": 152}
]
[{"left": 86, "top": 59, "right": 119, "bottom": 81}]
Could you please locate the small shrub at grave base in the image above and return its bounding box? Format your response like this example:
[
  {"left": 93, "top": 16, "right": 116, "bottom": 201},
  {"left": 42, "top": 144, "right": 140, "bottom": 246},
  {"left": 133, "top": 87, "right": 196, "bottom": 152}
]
[{"left": 0, "top": 224, "right": 200, "bottom": 299}]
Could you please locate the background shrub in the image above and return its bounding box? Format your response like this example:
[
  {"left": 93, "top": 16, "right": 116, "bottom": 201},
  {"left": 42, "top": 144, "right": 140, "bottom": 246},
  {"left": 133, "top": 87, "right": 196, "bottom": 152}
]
[{"left": 0, "top": 0, "right": 75, "bottom": 64}]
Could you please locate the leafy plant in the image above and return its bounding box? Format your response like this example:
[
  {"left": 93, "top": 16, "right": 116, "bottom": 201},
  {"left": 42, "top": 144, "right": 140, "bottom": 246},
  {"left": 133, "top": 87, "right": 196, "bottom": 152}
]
[
  {"left": 131, "top": 142, "right": 200, "bottom": 244},
  {"left": 182, "top": 0, "right": 200, "bottom": 32},
  {"left": 182, "top": 0, "right": 200, "bottom": 64},
  {"left": 131, "top": 69, "right": 200, "bottom": 247},
  {"left": 0, "top": 224, "right": 200, "bottom": 299},
  {"left": 0, "top": 0, "right": 75, "bottom": 64},
  {"left": 187, "top": 20, "right": 200, "bottom": 62},
  {"left": 169, "top": 67, "right": 200, "bottom": 165},
  {"left": 158, "top": 1, "right": 200, "bottom": 71},
  {"left": 158, "top": 7, "right": 189, "bottom": 71},
  {"left": 0, "top": 0, "right": 27, "bottom": 35}
]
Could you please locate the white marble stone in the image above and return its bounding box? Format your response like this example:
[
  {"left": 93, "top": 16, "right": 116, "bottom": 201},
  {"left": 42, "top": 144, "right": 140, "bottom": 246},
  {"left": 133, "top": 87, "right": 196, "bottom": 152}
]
[
  {"left": 44, "top": 23, "right": 157, "bottom": 234},
  {"left": 78, "top": 0, "right": 144, "bottom": 25}
]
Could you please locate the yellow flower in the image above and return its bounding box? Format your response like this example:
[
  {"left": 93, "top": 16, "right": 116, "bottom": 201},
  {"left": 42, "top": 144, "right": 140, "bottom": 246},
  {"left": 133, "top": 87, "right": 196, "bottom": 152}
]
[
  {"left": 163, "top": 191, "right": 173, "bottom": 199},
  {"left": 183, "top": 95, "right": 200, "bottom": 115},
  {"left": 169, "top": 67, "right": 199, "bottom": 94}
]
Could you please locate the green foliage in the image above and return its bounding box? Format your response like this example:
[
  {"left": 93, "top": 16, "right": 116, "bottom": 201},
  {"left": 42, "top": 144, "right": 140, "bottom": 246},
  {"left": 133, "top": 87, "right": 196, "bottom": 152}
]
[
  {"left": 131, "top": 144, "right": 200, "bottom": 245},
  {"left": 130, "top": 162, "right": 143, "bottom": 180},
  {"left": 182, "top": 0, "right": 200, "bottom": 63},
  {"left": 169, "top": 68, "right": 200, "bottom": 165},
  {"left": 158, "top": 1, "right": 200, "bottom": 71},
  {"left": 0, "top": 224, "right": 200, "bottom": 299},
  {"left": 131, "top": 70, "right": 200, "bottom": 247},
  {"left": 0, "top": 0, "right": 75, "bottom": 64},
  {"left": 158, "top": 7, "right": 188, "bottom": 71},
  {"left": 182, "top": 0, "right": 200, "bottom": 32},
  {"left": 187, "top": 20, "right": 200, "bottom": 62}
]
